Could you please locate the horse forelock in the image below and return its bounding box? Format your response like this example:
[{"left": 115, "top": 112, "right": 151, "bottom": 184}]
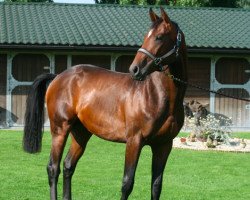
[
  {"left": 150, "top": 18, "right": 163, "bottom": 29},
  {"left": 151, "top": 19, "right": 179, "bottom": 30}
]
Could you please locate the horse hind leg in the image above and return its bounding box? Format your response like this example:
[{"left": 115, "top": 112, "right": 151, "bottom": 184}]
[
  {"left": 63, "top": 119, "right": 92, "bottom": 200},
  {"left": 47, "top": 121, "right": 71, "bottom": 200}
]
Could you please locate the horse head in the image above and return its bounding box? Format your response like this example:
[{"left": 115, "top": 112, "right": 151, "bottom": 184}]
[{"left": 129, "top": 7, "right": 183, "bottom": 80}]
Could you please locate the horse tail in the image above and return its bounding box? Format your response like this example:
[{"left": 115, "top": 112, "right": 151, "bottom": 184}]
[{"left": 23, "top": 73, "right": 57, "bottom": 153}]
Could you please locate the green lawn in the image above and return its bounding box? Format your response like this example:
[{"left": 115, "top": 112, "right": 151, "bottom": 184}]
[
  {"left": 179, "top": 132, "right": 250, "bottom": 139},
  {"left": 0, "top": 130, "right": 249, "bottom": 200}
]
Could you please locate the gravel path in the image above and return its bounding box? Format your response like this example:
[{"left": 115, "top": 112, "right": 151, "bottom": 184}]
[{"left": 173, "top": 137, "right": 250, "bottom": 153}]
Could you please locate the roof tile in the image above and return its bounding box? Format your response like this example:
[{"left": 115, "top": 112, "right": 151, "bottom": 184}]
[{"left": 0, "top": 3, "right": 249, "bottom": 49}]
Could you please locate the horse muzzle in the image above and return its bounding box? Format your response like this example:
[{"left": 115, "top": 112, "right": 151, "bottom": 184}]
[{"left": 129, "top": 65, "right": 146, "bottom": 81}]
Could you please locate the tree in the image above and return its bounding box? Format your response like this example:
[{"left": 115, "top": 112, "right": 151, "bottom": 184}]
[
  {"left": 96, "top": 0, "right": 249, "bottom": 8},
  {"left": 205, "top": 0, "right": 238, "bottom": 7},
  {"left": 173, "top": 0, "right": 205, "bottom": 7},
  {"left": 238, "top": 0, "right": 250, "bottom": 8},
  {"left": 4, "top": 0, "right": 53, "bottom": 2},
  {"left": 169, "top": 0, "right": 241, "bottom": 7},
  {"left": 94, "top": 0, "right": 119, "bottom": 3}
]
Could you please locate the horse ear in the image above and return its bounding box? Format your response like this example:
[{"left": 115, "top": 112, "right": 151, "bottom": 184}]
[
  {"left": 160, "top": 7, "right": 171, "bottom": 24},
  {"left": 149, "top": 8, "right": 159, "bottom": 22}
]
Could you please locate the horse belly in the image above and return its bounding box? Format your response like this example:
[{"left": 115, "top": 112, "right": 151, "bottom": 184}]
[{"left": 77, "top": 106, "right": 127, "bottom": 143}]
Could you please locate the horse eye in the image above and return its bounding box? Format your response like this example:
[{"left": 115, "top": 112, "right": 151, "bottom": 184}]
[{"left": 156, "top": 35, "right": 163, "bottom": 41}]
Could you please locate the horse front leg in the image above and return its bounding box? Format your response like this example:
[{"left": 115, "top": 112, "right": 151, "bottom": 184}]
[
  {"left": 150, "top": 141, "right": 173, "bottom": 200},
  {"left": 47, "top": 126, "right": 69, "bottom": 200},
  {"left": 121, "top": 134, "right": 143, "bottom": 200}
]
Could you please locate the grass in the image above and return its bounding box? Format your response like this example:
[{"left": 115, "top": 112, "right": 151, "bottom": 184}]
[
  {"left": 0, "top": 130, "right": 250, "bottom": 200},
  {"left": 231, "top": 132, "right": 250, "bottom": 139},
  {"left": 179, "top": 132, "right": 250, "bottom": 139}
]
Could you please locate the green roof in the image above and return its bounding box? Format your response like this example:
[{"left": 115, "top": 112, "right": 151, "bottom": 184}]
[{"left": 0, "top": 2, "right": 249, "bottom": 50}]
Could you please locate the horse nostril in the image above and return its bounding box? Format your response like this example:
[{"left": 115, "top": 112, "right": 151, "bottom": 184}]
[
  {"left": 129, "top": 65, "right": 143, "bottom": 80},
  {"left": 133, "top": 66, "right": 140, "bottom": 76}
]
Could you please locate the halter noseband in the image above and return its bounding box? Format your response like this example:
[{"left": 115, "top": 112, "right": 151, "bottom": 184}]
[{"left": 137, "top": 27, "right": 182, "bottom": 71}]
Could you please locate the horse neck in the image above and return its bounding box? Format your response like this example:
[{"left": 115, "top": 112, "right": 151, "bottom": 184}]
[{"left": 149, "top": 50, "right": 188, "bottom": 104}]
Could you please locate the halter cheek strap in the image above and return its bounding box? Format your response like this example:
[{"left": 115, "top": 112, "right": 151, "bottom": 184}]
[{"left": 137, "top": 29, "right": 182, "bottom": 71}]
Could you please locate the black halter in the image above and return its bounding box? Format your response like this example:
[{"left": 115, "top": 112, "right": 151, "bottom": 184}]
[{"left": 137, "top": 25, "right": 182, "bottom": 71}]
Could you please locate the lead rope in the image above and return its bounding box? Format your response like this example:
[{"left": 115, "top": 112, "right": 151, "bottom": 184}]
[{"left": 165, "top": 72, "right": 250, "bottom": 102}]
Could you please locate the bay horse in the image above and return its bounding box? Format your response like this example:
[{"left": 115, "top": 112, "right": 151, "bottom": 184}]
[{"left": 23, "top": 8, "right": 187, "bottom": 200}]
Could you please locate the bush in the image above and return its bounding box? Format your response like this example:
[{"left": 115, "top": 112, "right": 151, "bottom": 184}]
[{"left": 183, "top": 114, "right": 232, "bottom": 145}]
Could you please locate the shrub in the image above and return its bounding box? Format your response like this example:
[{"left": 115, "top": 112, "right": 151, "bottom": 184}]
[{"left": 183, "top": 114, "right": 232, "bottom": 145}]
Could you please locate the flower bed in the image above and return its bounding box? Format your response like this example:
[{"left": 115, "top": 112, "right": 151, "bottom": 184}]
[{"left": 173, "top": 137, "right": 250, "bottom": 153}]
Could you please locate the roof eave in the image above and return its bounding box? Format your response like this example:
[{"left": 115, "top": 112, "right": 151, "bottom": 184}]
[
  {"left": 188, "top": 47, "right": 250, "bottom": 55},
  {"left": 0, "top": 44, "right": 250, "bottom": 55},
  {"left": 0, "top": 44, "right": 139, "bottom": 53}
]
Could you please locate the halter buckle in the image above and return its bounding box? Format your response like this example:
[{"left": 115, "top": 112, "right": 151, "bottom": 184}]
[
  {"left": 154, "top": 57, "right": 162, "bottom": 66},
  {"left": 177, "top": 32, "right": 182, "bottom": 46}
]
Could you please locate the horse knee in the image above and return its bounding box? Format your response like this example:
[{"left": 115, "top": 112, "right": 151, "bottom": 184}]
[
  {"left": 152, "top": 175, "right": 162, "bottom": 188},
  {"left": 152, "top": 181, "right": 162, "bottom": 194},
  {"left": 151, "top": 176, "right": 163, "bottom": 200},
  {"left": 121, "top": 176, "right": 134, "bottom": 196},
  {"left": 63, "top": 160, "right": 75, "bottom": 178},
  {"left": 47, "top": 163, "right": 61, "bottom": 186}
]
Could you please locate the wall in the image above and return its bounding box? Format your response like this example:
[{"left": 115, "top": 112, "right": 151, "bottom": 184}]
[
  {"left": 0, "top": 51, "right": 249, "bottom": 129},
  {"left": 0, "top": 54, "right": 7, "bottom": 127},
  {"left": 213, "top": 57, "right": 250, "bottom": 128}
]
